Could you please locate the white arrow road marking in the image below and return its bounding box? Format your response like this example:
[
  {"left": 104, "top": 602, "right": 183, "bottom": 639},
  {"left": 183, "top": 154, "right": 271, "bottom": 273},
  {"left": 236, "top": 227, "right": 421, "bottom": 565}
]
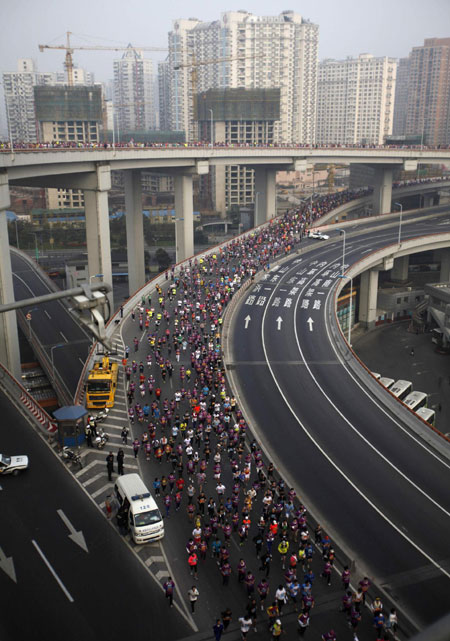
[
  {"left": 57, "top": 509, "right": 88, "bottom": 553},
  {"left": 0, "top": 546, "right": 17, "bottom": 583},
  {"left": 244, "top": 315, "right": 251, "bottom": 329},
  {"left": 32, "top": 540, "right": 74, "bottom": 602},
  {"left": 276, "top": 317, "right": 283, "bottom": 330},
  {"left": 307, "top": 317, "right": 314, "bottom": 332}
]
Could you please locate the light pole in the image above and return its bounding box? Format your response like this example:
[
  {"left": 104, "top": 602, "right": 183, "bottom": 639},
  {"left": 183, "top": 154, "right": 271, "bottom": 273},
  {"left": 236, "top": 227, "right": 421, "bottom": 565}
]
[
  {"left": 254, "top": 191, "right": 260, "bottom": 225},
  {"left": 14, "top": 217, "right": 20, "bottom": 249},
  {"left": 26, "top": 307, "right": 39, "bottom": 340},
  {"left": 337, "top": 228, "right": 346, "bottom": 275},
  {"left": 338, "top": 275, "right": 353, "bottom": 346},
  {"left": 208, "top": 109, "right": 214, "bottom": 147},
  {"left": 395, "top": 202, "right": 403, "bottom": 245},
  {"left": 51, "top": 343, "right": 65, "bottom": 383}
]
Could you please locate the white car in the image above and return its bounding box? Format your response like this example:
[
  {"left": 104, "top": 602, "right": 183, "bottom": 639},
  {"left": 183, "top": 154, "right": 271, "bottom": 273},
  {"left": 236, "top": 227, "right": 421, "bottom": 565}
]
[
  {"left": 308, "top": 231, "right": 330, "bottom": 240},
  {"left": 0, "top": 453, "right": 29, "bottom": 475}
]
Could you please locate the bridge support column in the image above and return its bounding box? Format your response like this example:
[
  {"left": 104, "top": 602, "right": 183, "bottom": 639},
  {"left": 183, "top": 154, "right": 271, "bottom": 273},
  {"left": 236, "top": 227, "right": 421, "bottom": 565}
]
[
  {"left": 437, "top": 248, "right": 450, "bottom": 281},
  {"left": 422, "top": 193, "right": 434, "bottom": 208},
  {"left": 0, "top": 171, "right": 21, "bottom": 379},
  {"left": 254, "top": 168, "right": 277, "bottom": 226},
  {"left": 359, "top": 269, "right": 379, "bottom": 329},
  {"left": 390, "top": 256, "right": 409, "bottom": 284},
  {"left": 372, "top": 166, "right": 393, "bottom": 215},
  {"left": 174, "top": 174, "right": 194, "bottom": 263},
  {"left": 83, "top": 164, "right": 113, "bottom": 309},
  {"left": 124, "top": 169, "right": 145, "bottom": 296}
]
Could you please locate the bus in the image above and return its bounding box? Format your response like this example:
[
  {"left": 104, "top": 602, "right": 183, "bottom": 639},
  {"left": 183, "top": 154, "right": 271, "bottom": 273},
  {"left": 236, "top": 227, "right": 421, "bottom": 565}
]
[
  {"left": 403, "top": 391, "right": 428, "bottom": 411},
  {"left": 416, "top": 407, "right": 436, "bottom": 426},
  {"left": 390, "top": 380, "right": 413, "bottom": 400},
  {"left": 379, "top": 377, "right": 395, "bottom": 389}
]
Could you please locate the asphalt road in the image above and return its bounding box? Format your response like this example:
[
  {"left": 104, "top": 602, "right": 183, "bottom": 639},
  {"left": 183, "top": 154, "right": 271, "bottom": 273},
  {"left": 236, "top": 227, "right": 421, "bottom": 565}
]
[
  {"left": 10, "top": 250, "right": 91, "bottom": 399},
  {"left": 228, "top": 215, "right": 450, "bottom": 629},
  {"left": 0, "top": 387, "right": 192, "bottom": 641}
]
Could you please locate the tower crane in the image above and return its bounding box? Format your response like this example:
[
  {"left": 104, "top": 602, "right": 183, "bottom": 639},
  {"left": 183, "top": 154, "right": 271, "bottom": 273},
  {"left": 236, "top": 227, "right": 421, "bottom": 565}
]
[{"left": 38, "top": 31, "right": 167, "bottom": 86}]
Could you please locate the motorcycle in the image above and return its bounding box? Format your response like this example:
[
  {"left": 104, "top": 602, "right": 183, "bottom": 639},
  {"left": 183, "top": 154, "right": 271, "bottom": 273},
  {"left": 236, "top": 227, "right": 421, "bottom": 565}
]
[
  {"left": 91, "top": 408, "right": 109, "bottom": 423},
  {"left": 61, "top": 446, "right": 82, "bottom": 468},
  {"left": 94, "top": 427, "right": 109, "bottom": 449}
]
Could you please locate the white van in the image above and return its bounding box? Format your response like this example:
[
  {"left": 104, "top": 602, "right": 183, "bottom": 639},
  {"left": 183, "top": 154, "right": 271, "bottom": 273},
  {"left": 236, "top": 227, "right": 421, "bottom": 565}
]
[{"left": 114, "top": 473, "right": 164, "bottom": 544}]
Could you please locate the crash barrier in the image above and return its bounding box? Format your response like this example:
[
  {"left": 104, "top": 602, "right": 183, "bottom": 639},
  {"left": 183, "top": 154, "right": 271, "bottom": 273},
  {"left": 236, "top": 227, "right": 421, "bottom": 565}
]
[{"left": 0, "top": 361, "right": 57, "bottom": 433}]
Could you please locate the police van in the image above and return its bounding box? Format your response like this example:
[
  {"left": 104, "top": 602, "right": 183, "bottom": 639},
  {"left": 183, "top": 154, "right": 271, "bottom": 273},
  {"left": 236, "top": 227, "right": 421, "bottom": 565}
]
[{"left": 114, "top": 473, "right": 164, "bottom": 543}]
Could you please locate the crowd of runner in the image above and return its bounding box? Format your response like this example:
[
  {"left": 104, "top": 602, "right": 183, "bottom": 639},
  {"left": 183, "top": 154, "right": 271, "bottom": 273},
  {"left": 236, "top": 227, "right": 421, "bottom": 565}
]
[{"left": 113, "top": 199, "right": 401, "bottom": 640}]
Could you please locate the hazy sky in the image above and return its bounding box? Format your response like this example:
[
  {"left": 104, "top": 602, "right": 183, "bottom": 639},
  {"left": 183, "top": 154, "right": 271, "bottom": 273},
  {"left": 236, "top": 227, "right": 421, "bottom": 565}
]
[
  {"left": 1, "top": 0, "right": 449, "bottom": 132},
  {"left": 2, "top": 0, "right": 449, "bottom": 81}
]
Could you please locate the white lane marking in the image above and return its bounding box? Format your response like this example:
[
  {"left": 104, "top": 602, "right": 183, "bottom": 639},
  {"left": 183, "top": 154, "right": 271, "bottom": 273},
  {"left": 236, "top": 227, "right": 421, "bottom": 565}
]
[
  {"left": 244, "top": 315, "right": 251, "bottom": 329},
  {"left": 44, "top": 310, "right": 52, "bottom": 319},
  {"left": 60, "top": 332, "right": 68, "bottom": 343},
  {"left": 276, "top": 316, "right": 283, "bottom": 330},
  {"left": 78, "top": 358, "right": 85, "bottom": 366},
  {"left": 262, "top": 280, "right": 450, "bottom": 580},
  {"left": 56, "top": 509, "right": 88, "bottom": 553},
  {"left": 32, "top": 539, "right": 74, "bottom": 602},
  {"left": 322, "top": 288, "right": 450, "bottom": 473},
  {"left": 293, "top": 283, "right": 450, "bottom": 518},
  {"left": 307, "top": 317, "right": 314, "bottom": 332}
]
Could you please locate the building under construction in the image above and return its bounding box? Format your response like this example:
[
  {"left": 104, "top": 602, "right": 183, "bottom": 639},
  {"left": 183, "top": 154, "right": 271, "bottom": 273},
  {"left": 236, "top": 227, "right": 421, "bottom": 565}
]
[{"left": 34, "top": 85, "right": 103, "bottom": 209}]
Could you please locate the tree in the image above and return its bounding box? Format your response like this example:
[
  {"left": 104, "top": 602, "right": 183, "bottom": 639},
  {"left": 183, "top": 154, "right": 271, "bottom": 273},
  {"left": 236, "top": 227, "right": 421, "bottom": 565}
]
[{"left": 155, "top": 247, "right": 171, "bottom": 272}]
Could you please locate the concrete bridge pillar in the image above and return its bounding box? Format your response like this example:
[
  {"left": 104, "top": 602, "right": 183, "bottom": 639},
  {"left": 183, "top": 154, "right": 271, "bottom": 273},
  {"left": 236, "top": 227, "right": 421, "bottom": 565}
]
[
  {"left": 371, "top": 166, "right": 393, "bottom": 215},
  {"left": 436, "top": 248, "right": 450, "bottom": 282},
  {"left": 359, "top": 269, "right": 379, "bottom": 329},
  {"left": 422, "top": 193, "right": 435, "bottom": 208},
  {"left": 390, "top": 256, "right": 409, "bottom": 284},
  {"left": 83, "top": 164, "right": 113, "bottom": 309},
  {"left": 174, "top": 174, "right": 194, "bottom": 263},
  {"left": 124, "top": 169, "right": 145, "bottom": 295},
  {"left": 254, "top": 167, "right": 277, "bottom": 226},
  {"left": 0, "top": 171, "right": 21, "bottom": 379}
]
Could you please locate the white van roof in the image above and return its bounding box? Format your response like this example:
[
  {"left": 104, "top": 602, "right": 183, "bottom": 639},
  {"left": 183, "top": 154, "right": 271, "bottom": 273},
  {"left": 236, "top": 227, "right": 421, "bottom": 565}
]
[{"left": 116, "top": 473, "right": 152, "bottom": 502}]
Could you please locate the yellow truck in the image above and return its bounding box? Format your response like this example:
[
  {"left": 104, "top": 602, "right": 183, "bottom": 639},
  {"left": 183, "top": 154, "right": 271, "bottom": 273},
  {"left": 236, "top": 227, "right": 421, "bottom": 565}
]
[{"left": 85, "top": 356, "right": 119, "bottom": 409}]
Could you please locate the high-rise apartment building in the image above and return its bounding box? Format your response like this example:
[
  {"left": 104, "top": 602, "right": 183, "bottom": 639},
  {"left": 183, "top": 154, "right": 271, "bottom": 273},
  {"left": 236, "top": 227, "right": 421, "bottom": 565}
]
[
  {"left": 113, "top": 46, "right": 156, "bottom": 134},
  {"left": 392, "top": 57, "right": 410, "bottom": 136},
  {"left": 2, "top": 59, "right": 55, "bottom": 143},
  {"left": 158, "top": 59, "right": 171, "bottom": 131},
  {"left": 404, "top": 38, "right": 450, "bottom": 146},
  {"left": 167, "top": 10, "right": 319, "bottom": 143},
  {"left": 316, "top": 54, "right": 397, "bottom": 146}
]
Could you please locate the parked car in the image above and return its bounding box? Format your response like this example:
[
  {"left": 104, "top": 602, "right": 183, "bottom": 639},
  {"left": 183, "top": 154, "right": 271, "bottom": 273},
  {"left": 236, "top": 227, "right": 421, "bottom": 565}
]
[
  {"left": 308, "top": 231, "right": 330, "bottom": 240},
  {"left": 0, "top": 453, "right": 29, "bottom": 475}
]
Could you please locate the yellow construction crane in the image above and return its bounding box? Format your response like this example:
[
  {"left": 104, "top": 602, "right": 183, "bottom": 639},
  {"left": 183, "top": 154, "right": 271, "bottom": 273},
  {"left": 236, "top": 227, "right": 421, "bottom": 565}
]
[
  {"left": 38, "top": 31, "right": 167, "bottom": 86},
  {"left": 174, "top": 53, "right": 262, "bottom": 123}
]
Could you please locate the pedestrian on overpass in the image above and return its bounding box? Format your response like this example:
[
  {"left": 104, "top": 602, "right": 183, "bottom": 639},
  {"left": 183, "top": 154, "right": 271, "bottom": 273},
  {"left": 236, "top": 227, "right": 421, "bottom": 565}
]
[
  {"left": 163, "top": 577, "right": 175, "bottom": 607},
  {"left": 188, "top": 586, "right": 199, "bottom": 613},
  {"left": 106, "top": 452, "right": 114, "bottom": 481},
  {"left": 117, "top": 449, "right": 124, "bottom": 476}
]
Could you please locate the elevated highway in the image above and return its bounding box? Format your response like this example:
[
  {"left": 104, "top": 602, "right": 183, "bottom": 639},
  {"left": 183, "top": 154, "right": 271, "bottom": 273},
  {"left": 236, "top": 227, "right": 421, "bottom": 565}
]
[{"left": 226, "top": 213, "right": 450, "bottom": 629}]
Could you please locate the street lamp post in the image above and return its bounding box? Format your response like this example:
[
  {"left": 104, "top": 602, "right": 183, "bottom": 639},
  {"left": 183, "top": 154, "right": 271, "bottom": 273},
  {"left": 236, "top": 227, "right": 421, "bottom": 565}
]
[
  {"left": 254, "top": 191, "right": 260, "bottom": 225},
  {"left": 51, "top": 343, "right": 65, "bottom": 383},
  {"left": 395, "top": 202, "right": 403, "bottom": 245},
  {"left": 337, "top": 228, "right": 346, "bottom": 275},
  {"left": 208, "top": 109, "right": 214, "bottom": 147},
  {"left": 338, "top": 275, "right": 353, "bottom": 346}
]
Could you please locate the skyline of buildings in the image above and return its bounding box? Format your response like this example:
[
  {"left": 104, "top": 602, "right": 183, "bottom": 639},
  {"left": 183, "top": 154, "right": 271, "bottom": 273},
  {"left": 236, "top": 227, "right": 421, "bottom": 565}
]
[{"left": 2, "top": 22, "right": 449, "bottom": 154}]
